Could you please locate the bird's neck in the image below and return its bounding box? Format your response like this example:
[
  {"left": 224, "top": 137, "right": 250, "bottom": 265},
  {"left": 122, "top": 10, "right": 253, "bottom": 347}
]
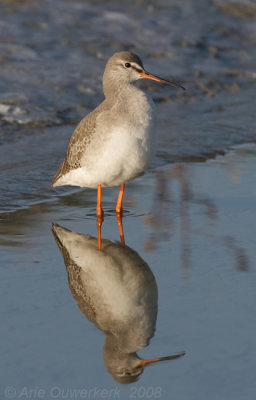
[{"left": 103, "top": 80, "right": 141, "bottom": 104}]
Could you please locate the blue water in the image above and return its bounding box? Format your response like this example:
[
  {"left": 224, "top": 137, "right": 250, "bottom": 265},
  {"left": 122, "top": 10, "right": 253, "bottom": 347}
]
[{"left": 1, "top": 144, "right": 256, "bottom": 400}]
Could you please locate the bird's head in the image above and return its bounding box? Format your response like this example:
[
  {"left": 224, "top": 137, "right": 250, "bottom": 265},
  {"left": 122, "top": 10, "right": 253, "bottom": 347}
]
[{"left": 103, "top": 51, "right": 185, "bottom": 96}]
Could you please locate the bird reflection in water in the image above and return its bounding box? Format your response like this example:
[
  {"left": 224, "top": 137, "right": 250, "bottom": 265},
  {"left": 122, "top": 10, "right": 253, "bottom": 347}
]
[{"left": 52, "top": 223, "right": 185, "bottom": 384}]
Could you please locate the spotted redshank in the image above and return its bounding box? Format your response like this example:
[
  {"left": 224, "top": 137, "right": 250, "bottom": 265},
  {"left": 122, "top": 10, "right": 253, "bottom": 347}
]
[
  {"left": 52, "top": 51, "right": 185, "bottom": 247},
  {"left": 52, "top": 223, "right": 185, "bottom": 383}
]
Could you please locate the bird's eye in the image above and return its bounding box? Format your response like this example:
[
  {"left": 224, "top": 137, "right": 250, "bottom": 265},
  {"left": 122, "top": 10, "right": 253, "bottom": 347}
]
[{"left": 125, "top": 63, "right": 131, "bottom": 68}]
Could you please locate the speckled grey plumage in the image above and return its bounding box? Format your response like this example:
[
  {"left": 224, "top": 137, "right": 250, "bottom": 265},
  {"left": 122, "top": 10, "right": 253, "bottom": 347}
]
[{"left": 52, "top": 102, "right": 107, "bottom": 186}]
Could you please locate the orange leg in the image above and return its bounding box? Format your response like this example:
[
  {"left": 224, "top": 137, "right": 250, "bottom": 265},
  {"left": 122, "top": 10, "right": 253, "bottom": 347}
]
[
  {"left": 97, "top": 215, "right": 104, "bottom": 251},
  {"left": 96, "top": 184, "right": 104, "bottom": 251},
  {"left": 116, "top": 184, "right": 125, "bottom": 215},
  {"left": 116, "top": 213, "right": 125, "bottom": 247},
  {"left": 96, "top": 184, "right": 104, "bottom": 218}
]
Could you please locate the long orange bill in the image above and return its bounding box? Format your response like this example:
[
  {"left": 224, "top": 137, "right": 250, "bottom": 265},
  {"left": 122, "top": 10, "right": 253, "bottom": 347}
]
[
  {"left": 139, "top": 352, "right": 185, "bottom": 367},
  {"left": 139, "top": 70, "right": 185, "bottom": 90}
]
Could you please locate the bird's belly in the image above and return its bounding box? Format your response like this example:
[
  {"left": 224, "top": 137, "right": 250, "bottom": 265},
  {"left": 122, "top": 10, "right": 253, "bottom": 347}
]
[
  {"left": 78, "top": 250, "right": 157, "bottom": 333},
  {"left": 63, "top": 122, "right": 156, "bottom": 188},
  {"left": 95, "top": 124, "right": 155, "bottom": 187}
]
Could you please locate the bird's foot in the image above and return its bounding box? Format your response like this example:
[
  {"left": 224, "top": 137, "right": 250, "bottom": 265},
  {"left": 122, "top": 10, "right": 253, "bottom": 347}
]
[
  {"left": 96, "top": 207, "right": 104, "bottom": 219},
  {"left": 115, "top": 207, "right": 122, "bottom": 215}
]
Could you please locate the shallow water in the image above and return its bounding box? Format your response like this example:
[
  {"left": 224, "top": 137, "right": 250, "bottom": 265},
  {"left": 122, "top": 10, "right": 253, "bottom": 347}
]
[
  {"left": 1, "top": 144, "right": 256, "bottom": 399},
  {"left": 1, "top": 1, "right": 256, "bottom": 399}
]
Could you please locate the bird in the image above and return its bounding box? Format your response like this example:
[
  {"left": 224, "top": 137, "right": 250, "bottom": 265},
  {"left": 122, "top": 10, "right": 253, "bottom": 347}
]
[
  {"left": 52, "top": 51, "right": 185, "bottom": 219},
  {"left": 52, "top": 223, "right": 185, "bottom": 384}
]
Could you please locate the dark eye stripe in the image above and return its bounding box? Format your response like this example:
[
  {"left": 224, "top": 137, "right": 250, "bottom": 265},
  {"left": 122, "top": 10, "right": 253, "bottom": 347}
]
[
  {"left": 119, "top": 63, "right": 143, "bottom": 72},
  {"left": 131, "top": 65, "right": 143, "bottom": 73}
]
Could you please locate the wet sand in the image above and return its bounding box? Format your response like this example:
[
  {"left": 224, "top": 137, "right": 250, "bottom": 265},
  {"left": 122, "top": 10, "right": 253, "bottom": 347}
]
[{"left": 1, "top": 143, "right": 256, "bottom": 400}]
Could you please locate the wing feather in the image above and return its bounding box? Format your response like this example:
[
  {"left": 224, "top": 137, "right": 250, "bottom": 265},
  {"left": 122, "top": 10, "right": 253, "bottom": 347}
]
[{"left": 52, "top": 102, "right": 105, "bottom": 186}]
